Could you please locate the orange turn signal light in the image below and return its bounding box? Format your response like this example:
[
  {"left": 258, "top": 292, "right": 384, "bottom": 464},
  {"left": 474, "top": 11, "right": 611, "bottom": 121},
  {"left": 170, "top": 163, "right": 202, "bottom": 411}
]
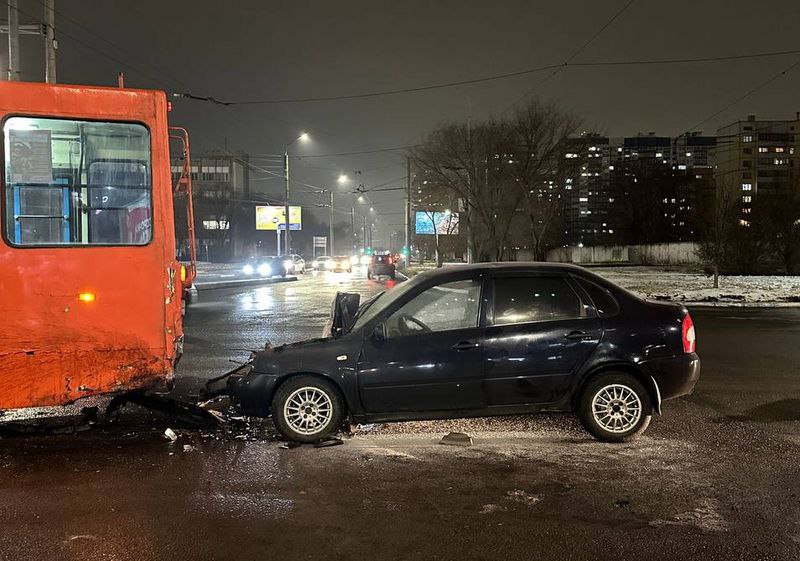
[
  {"left": 78, "top": 292, "right": 96, "bottom": 303},
  {"left": 180, "top": 264, "right": 187, "bottom": 283}
]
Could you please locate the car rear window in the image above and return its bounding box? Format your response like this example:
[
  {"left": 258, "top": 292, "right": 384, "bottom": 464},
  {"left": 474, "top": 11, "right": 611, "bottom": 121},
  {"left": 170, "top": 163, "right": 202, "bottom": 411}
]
[
  {"left": 574, "top": 276, "right": 620, "bottom": 317},
  {"left": 491, "top": 276, "right": 585, "bottom": 325}
]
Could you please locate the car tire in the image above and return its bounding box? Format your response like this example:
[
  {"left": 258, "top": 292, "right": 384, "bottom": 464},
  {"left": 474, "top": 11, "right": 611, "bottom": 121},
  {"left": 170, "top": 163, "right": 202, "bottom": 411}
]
[
  {"left": 578, "top": 372, "right": 652, "bottom": 443},
  {"left": 271, "top": 375, "right": 345, "bottom": 443}
]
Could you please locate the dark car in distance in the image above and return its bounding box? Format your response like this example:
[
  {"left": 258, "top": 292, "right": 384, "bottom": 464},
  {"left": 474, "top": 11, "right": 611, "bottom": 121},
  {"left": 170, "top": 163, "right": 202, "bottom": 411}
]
[
  {"left": 368, "top": 253, "right": 396, "bottom": 279},
  {"left": 215, "top": 263, "right": 700, "bottom": 443}
]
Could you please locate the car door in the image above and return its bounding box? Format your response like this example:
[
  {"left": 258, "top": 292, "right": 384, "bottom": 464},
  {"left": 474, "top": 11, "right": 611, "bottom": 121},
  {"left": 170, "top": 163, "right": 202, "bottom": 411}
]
[
  {"left": 483, "top": 273, "right": 601, "bottom": 406},
  {"left": 357, "top": 275, "right": 486, "bottom": 414}
]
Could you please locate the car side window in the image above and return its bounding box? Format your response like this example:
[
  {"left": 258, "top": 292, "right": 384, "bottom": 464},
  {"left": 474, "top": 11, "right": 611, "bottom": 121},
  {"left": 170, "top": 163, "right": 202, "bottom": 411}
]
[
  {"left": 384, "top": 278, "right": 481, "bottom": 338},
  {"left": 491, "top": 276, "right": 585, "bottom": 325},
  {"left": 574, "top": 276, "right": 620, "bottom": 317}
]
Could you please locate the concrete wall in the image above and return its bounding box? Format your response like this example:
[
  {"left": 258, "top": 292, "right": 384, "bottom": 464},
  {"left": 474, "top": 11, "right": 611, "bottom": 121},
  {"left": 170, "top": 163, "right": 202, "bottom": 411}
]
[{"left": 546, "top": 242, "right": 700, "bottom": 265}]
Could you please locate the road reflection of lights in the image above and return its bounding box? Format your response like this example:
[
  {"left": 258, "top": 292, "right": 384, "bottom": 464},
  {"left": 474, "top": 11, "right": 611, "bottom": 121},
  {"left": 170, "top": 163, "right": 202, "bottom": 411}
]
[{"left": 240, "top": 287, "right": 275, "bottom": 312}]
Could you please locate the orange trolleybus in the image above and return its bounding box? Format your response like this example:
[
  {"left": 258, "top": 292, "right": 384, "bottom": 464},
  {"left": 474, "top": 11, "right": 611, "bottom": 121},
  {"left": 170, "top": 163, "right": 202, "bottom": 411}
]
[{"left": 0, "top": 80, "right": 196, "bottom": 412}]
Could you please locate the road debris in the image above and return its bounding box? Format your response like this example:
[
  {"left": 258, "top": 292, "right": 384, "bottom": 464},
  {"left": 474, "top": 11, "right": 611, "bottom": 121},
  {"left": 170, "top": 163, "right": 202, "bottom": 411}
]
[
  {"left": 506, "top": 489, "right": 541, "bottom": 506},
  {"left": 439, "top": 432, "right": 473, "bottom": 447}
]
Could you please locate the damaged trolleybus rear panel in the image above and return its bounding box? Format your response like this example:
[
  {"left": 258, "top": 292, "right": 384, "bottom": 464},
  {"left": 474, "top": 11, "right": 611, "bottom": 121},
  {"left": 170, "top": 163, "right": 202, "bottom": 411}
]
[{"left": 0, "top": 81, "right": 189, "bottom": 410}]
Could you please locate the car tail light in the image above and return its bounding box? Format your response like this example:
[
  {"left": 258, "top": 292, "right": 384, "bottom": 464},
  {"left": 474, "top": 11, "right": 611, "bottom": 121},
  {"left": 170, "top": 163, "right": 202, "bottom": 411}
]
[{"left": 681, "top": 313, "right": 696, "bottom": 354}]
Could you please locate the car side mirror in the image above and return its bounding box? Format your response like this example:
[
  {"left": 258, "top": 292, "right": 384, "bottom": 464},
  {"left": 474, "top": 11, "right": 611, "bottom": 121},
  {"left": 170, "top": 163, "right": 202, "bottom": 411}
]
[{"left": 372, "top": 323, "right": 387, "bottom": 342}]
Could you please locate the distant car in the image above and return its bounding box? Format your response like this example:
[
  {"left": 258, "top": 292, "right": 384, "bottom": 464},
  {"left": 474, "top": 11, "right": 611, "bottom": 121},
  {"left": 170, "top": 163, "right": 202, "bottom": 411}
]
[
  {"left": 286, "top": 254, "right": 306, "bottom": 274},
  {"left": 243, "top": 256, "right": 288, "bottom": 278},
  {"left": 216, "top": 262, "right": 700, "bottom": 443},
  {"left": 368, "top": 253, "right": 396, "bottom": 279},
  {"left": 330, "top": 255, "right": 353, "bottom": 273},
  {"left": 311, "top": 256, "right": 331, "bottom": 270}
]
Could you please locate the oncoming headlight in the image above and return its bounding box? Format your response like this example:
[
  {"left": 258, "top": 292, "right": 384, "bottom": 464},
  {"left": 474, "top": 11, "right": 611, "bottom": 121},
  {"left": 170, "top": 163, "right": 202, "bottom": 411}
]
[
  {"left": 257, "top": 263, "right": 271, "bottom": 277},
  {"left": 243, "top": 264, "right": 255, "bottom": 275}
]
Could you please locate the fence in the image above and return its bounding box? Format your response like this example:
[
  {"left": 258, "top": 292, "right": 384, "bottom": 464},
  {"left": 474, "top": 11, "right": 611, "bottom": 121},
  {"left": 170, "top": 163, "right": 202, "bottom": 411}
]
[{"left": 545, "top": 242, "right": 700, "bottom": 266}]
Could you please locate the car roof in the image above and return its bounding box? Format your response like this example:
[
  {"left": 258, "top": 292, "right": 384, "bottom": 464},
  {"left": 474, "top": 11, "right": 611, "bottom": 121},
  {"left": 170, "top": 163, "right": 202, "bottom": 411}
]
[{"left": 415, "top": 261, "right": 590, "bottom": 279}]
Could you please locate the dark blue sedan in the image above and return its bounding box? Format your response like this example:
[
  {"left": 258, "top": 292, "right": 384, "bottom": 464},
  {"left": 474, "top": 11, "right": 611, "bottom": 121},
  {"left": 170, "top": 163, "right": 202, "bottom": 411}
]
[{"left": 214, "top": 263, "right": 700, "bottom": 443}]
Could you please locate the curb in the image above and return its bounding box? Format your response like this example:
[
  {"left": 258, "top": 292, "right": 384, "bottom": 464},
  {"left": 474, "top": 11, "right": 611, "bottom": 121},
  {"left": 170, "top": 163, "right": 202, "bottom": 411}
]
[
  {"left": 678, "top": 301, "right": 800, "bottom": 308},
  {"left": 194, "top": 276, "right": 299, "bottom": 291}
]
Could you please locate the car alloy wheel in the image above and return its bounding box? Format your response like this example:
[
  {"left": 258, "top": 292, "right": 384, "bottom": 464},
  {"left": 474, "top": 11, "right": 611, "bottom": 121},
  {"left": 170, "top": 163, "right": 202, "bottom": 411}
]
[
  {"left": 283, "top": 386, "right": 333, "bottom": 436},
  {"left": 578, "top": 372, "right": 651, "bottom": 442},
  {"left": 272, "top": 375, "right": 345, "bottom": 442},
  {"left": 591, "top": 384, "right": 642, "bottom": 433}
]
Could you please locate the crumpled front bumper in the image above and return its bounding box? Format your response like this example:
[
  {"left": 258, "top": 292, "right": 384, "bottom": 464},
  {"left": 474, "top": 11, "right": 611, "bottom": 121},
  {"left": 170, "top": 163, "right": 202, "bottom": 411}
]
[{"left": 203, "top": 362, "right": 277, "bottom": 417}]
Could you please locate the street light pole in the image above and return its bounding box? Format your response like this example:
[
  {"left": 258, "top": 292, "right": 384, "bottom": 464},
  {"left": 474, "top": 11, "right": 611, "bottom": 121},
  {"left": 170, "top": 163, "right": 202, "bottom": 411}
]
[
  {"left": 283, "top": 150, "right": 290, "bottom": 256},
  {"left": 282, "top": 133, "right": 309, "bottom": 257},
  {"left": 329, "top": 190, "right": 335, "bottom": 255}
]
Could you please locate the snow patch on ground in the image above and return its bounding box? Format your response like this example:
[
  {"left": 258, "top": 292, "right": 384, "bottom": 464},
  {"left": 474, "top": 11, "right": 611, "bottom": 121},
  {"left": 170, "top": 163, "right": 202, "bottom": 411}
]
[{"left": 591, "top": 267, "right": 799, "bottom": 305}]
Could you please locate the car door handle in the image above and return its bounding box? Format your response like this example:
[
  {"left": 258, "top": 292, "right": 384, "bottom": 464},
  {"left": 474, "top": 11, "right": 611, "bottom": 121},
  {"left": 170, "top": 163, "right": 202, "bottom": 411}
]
[
  {"left": 452, "top": 340, "right": 481, "bottom": 351},
  {"left": 564, "top": 330, "right": 590, "bottom": 340}
]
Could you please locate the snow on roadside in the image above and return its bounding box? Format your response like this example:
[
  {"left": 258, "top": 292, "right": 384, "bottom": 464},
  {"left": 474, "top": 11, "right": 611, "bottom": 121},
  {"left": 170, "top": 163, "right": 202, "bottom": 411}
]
[{"left": 589, "top": 266, "right": 799, "bottom": 305}]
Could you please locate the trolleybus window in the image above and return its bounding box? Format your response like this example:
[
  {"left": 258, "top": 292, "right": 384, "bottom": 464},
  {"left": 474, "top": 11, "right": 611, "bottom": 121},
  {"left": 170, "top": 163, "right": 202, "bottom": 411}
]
[{"left": 2, "top": 117, "right": 151, "bottom": 246}]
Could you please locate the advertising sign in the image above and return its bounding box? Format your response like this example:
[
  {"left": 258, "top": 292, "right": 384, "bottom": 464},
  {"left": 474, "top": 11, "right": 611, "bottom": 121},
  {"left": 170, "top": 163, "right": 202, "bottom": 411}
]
[
  {"left": 415, "top": 211, "right": 459, "bottom": 235},
  {"left": 256, "top": 205, "right": 302, "bottom": 231}
]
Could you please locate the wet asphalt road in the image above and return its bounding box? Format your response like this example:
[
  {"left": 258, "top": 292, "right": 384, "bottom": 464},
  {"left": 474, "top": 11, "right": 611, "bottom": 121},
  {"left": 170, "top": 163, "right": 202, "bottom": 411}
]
[{"left": 1, "top": 268, "right": 800, "bottom": 560}]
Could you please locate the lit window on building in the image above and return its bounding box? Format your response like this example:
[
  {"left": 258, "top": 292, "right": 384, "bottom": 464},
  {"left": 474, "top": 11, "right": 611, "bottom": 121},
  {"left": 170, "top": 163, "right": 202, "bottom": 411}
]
[
  {"left": 743, "top": 196, "right": 752, "bottom": 203},
  {"left": 743, "top": 135, "right": 753, "bottom": 142},
  {"left": 758, "top": 147, "right": 768, "bottom": 153},
  {"left": 742, "top": 183, "right": 753, "bottom": 191}
]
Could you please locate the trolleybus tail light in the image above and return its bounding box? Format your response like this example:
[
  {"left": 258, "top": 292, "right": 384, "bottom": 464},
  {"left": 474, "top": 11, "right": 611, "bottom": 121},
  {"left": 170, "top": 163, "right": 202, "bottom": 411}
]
[
  {"left": 78, "top": 292, "right": 96, "bottom": 303},
  {"left": 180, "top": 264, "right": 187, "bottom": 283}
]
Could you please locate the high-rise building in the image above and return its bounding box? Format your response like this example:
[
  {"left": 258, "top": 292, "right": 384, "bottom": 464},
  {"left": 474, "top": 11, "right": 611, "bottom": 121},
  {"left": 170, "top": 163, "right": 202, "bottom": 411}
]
[
  {"left": 715, "top": 114, "right": 800, "bottom": 222},
  {"left": 171, "top": 151, "right": 250, "bottom": 261}
]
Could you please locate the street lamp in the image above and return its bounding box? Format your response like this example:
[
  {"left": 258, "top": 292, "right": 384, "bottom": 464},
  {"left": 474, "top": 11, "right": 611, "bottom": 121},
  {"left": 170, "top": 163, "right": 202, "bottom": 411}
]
[
  {"left": 337, "top": 173, "right": 349, "bottom": 185},
  {"left": 283, "top": 132, "right": 310, "bottom": 255}
]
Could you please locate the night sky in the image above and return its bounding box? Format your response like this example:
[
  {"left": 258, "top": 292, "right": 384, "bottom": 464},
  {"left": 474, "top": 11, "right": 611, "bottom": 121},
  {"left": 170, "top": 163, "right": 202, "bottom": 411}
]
[{"left": 7, "top": 0, "right": 800, "bottom": 245}]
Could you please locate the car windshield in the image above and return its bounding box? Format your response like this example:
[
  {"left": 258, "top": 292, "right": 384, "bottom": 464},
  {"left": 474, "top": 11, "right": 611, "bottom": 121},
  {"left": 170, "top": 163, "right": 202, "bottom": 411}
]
[{"left": 351, "top": 272, "right": 429, "bottom": 331}]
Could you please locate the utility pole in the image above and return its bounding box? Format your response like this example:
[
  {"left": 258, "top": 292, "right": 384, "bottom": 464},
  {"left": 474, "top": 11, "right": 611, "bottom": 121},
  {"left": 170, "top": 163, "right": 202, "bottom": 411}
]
[
  {"left": 362, "top": 215, "right": 367, "bottom": 249},
  {"left": 44, "top": 0, "right": 56, "bottom": 83},
  {"left": 328, "top": 190, "right": 334, "bottom": 255},
  {"left": 283, "top": 150, "right": 290, "bottom": 256},
  {"left": 406, "top": 157, "right": 412, "bottom": 254},
  {"left": 350, "top": 207, "right": 356, "bottom": 250},
  {"left": 6, "top": 0, "right": 19, "bottom": 81}
]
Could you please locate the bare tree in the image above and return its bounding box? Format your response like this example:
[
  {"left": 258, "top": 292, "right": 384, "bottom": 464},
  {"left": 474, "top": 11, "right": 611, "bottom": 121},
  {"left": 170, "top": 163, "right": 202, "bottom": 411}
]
[
  {"left": 695, "top": 188, "right": 739, "bottom": 288},
  {"left": 412, "top": 118, "right": 559, "bottom": 262},
  {"left": 507, "top": 100, "right": 583, "bottom": 260},
  {"left": 757, "top": 192, "right": 800, "bottom": 274}
]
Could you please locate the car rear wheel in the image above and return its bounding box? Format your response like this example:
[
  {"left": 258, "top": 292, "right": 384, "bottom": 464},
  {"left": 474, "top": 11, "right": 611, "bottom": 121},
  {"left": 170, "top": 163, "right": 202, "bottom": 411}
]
[
  {"left": 578, "top": 372, "right": 651, "bottom": 442},
  {"left": 271, "top": 375, "right": 344, "bottom": 443}
]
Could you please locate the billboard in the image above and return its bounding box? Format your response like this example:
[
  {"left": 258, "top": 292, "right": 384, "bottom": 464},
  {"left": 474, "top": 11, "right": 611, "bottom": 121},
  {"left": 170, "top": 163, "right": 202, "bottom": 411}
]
[
  {"left": 415, "top": 211, "right": 459, "bottom": 235},
  {"left": 256, "top": 205, "right": 302, "bottom": 231}
]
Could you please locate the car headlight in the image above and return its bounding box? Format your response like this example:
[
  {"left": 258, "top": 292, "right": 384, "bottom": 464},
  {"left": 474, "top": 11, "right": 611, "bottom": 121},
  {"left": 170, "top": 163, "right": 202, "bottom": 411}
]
[
  {"left": 284, "top": 260, "right": 293, "bottom": 269},
  {"left": 257, "top": 263, "right": 271, "bottom": 277},
  {"left": 243, "top": 264, "right": 254, "bottom": 275},
  {"left": 312, "top": 260, "right": 319, "bottom": 268}
]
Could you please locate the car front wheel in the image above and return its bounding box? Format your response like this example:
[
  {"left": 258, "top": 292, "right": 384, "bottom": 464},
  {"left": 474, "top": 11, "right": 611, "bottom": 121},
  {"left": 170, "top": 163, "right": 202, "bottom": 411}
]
[
  {"left": 271, "top": 375, "right": 345, "bottom": 443},
  {"left": 578, "top": 372, "right": 651, "bottom": 442}
]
